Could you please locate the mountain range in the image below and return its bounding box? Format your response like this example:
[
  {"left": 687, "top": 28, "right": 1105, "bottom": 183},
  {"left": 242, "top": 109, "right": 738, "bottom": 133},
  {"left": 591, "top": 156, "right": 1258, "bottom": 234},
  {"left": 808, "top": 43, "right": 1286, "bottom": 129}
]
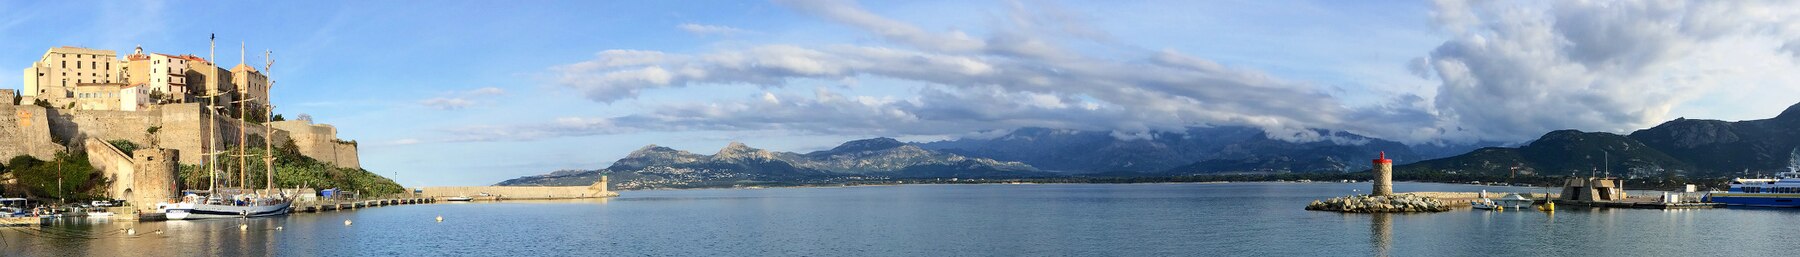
[
  {"left": 496, "top": 138, "right": 1045, "bottom": 189},
  {"left": 501, "top": 102, "right": 1800, "bottom": 189},
  {"left": 918, "top": 126, "right": 1489, "bottom": 174},
  {"left": 1396, "top": 102, "right": 1800, "bottom": 179}
]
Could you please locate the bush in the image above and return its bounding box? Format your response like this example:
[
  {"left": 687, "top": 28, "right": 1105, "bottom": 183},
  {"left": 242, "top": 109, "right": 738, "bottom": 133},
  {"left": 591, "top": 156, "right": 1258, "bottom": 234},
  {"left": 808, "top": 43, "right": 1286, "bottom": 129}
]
[{"left": 108, "top": 140, "right": 140, "bottom": 155}]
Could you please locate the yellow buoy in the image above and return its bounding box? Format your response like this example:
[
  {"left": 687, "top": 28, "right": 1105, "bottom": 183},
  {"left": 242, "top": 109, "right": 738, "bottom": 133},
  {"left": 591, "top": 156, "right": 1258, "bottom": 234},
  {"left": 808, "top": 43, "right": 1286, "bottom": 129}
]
[
  {"left": 1497, "top": 205, "right": 1504, "bottom": 211},
  {"left": 436, "top": 216, "right": 444, "bottom": 223},
  {"left": 240, "top": 224, "right": 249, "bottom": 231}
]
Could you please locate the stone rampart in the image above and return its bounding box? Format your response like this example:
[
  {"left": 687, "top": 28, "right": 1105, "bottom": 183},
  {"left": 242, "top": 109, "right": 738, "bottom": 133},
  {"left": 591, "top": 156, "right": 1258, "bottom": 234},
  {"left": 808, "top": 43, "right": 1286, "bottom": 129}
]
[
  {"left": 0, "top": 104, "right": 60, "bottom": 160},
  {"left": 270, "top": 120, "right": 360, "bottom": 169},
  {"left": 84, "top": 138, "right": 136, "bottom": 200}
]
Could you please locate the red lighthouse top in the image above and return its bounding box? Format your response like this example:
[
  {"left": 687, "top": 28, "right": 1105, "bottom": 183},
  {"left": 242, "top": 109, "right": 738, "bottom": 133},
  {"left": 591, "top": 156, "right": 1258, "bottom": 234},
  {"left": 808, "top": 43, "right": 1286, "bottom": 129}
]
[{"left": 1373, "top": 151, "right": 1392, "bottom": 164}]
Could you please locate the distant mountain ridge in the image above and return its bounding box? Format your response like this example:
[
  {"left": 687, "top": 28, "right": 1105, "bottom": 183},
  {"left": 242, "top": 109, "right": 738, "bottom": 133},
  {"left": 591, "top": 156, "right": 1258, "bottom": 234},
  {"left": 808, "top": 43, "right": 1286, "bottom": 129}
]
[
  {"left": 918, "top": 126, "right": 1489, "bottom": 174},
  {"left": 1398, "top": 102, "right": 1800, "bottom": 178},
  {"left": 496, "top": 138, "right": 1042, "bottom": 189}
]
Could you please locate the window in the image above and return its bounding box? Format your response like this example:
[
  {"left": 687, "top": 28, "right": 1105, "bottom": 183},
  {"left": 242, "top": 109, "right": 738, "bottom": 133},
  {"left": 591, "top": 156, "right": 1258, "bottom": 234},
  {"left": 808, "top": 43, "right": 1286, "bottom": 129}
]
[{"left": 61, "top": 61, "right": 66, "bottom": 68}]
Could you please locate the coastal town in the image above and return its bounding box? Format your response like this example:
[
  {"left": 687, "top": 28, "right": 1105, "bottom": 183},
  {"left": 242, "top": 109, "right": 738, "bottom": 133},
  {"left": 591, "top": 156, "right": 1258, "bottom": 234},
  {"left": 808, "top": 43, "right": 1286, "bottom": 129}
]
[{"left": 1, "top": 43, "right": 614, "bottom": 225}]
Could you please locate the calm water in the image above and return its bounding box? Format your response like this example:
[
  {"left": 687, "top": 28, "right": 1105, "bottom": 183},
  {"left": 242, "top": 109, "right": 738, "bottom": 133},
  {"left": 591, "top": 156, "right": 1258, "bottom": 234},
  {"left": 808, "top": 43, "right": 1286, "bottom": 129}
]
[{"left": 2, "top": 182, "right": 1794, "bottom": 256}]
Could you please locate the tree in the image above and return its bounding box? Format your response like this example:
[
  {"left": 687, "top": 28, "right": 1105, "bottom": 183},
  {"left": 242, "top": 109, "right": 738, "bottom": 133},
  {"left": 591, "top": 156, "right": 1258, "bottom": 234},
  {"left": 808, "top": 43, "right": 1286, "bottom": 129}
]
[{"left": 272, "top": 114, "right": 286, "bottom": 122}]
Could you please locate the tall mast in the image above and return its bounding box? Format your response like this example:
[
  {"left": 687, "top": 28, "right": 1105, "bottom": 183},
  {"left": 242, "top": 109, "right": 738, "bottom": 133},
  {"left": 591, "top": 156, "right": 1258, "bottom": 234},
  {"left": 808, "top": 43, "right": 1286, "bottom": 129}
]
[
  {"left": 238, "top": 41, "right": 248, "bottom": 192},
  {"left": 207, "top": 33, "right": 217, "bottom": 193},
  {"left": 264, "top": 49, "right": 275, "bottom": 192}
]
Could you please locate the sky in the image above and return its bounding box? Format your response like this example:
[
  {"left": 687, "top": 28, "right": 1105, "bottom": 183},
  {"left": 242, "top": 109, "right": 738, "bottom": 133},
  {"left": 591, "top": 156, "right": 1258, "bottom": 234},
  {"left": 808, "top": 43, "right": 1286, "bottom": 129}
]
[{"left": 3, "top": 0, "right": 1799, "bottom": 186}]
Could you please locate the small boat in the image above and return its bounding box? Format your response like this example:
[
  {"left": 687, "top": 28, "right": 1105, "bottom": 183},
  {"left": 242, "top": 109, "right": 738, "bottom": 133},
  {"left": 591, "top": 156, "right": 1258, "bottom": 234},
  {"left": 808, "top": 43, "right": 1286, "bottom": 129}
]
[
  {"left": 1473, "top": 194, "right": 1536, "bottom": 210},
  {"left": 445, "top": 196, "right": 474, "bottom": 202},
  {"left": 88, "top": 211, "right": 114, "bottom": 218}
]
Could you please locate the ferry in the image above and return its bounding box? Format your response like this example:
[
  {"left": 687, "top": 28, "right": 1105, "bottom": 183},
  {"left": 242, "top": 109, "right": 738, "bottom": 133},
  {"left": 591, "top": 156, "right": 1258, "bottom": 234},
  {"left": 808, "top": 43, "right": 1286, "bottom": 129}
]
[{"left": 1707, "top": 172, "right": 1800, "bottom": 207}]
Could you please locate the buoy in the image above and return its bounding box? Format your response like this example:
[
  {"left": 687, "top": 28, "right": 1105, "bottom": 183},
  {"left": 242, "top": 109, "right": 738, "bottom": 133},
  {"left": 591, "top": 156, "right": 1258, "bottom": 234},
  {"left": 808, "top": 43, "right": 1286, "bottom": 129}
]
[
  {"left": 126, "top": 228, "right": 137, "bottom": 236},
  {"left": 436, "top": 216, "right": 443, "bottom": 223},
  {"left": 344, "top": 220, "right": 353, "bottom": 226},
  {"left": 276, "top": 226, "right": 284, "bottom": 230},
  {"left": 240, "top": 224, "right": 249, "bottom": 231},
  {"left": 153, "top": 230, "right": 164, "bottom": 234}
]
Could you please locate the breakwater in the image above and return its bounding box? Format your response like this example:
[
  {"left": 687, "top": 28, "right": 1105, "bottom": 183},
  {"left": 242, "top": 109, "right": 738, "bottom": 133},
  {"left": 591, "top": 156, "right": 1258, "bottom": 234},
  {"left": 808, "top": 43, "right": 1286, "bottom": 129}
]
[{"left": 1306, "top": 193, "right": 1453, "bottom": 213}]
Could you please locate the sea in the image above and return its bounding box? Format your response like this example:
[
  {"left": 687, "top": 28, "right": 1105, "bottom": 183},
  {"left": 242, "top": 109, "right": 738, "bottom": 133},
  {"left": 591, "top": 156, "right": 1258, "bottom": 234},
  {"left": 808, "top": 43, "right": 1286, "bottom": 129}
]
[{"left": 1, "top": 182, "right": 1792, "bottom": 256}]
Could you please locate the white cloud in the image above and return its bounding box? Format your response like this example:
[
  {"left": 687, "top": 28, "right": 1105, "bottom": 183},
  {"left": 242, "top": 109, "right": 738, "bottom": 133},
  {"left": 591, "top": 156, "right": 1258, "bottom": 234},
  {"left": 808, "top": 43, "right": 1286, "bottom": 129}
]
[
  {"left": 1421, "top": 0, "right": 1800, "bottom": 142},
  {"left": 677, "top": 23, "right": 753, "bottom": 36},
  {"left": 509, "top": 0, "right": 1800, "bottom": 145},
  {"left": 417, "top": 87, "right": 508, "bottom": 110},
  {"left": 419, "top": 97, "right": 473, "bottom": 110}
]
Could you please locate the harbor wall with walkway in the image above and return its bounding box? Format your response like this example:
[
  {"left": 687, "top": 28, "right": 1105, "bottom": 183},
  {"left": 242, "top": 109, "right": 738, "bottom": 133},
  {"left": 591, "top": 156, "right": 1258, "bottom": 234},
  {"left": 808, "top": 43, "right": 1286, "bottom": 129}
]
[{"left": 419, "top": 176, "right": 614, "bottom": 200}]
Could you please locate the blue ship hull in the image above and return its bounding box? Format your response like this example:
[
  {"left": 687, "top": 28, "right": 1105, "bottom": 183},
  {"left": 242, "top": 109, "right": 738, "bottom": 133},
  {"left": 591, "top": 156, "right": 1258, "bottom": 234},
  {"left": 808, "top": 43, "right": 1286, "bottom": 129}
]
[{"left": 1709, "top": 194, "right": 1800, "bottom": 208}]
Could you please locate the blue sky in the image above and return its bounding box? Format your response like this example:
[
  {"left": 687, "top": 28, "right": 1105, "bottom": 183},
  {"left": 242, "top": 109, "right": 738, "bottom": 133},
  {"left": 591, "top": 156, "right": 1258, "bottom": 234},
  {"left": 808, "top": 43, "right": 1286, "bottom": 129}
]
[{"left": 5, "top": 0, "right": 1800, "bottom": 186}]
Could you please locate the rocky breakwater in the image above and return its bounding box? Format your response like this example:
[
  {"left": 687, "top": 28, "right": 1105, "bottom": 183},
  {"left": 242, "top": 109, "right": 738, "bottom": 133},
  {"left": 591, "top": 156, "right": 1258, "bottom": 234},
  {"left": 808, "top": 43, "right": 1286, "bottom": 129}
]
[{"left": 1306, "top": 194, "right": 1452, "bottom": 213}]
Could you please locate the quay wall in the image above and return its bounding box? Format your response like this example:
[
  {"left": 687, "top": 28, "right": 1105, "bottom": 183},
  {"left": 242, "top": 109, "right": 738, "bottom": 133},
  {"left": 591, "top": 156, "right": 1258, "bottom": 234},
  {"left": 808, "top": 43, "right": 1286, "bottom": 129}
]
[{"left": 418, "top": 186, "right": 615, "bottom": 199}]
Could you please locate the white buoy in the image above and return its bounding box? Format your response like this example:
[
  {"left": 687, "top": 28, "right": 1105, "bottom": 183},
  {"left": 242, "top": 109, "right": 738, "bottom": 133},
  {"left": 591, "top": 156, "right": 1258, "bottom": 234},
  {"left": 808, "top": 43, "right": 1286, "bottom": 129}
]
[
  {"left": 126, "top": 228, "right": 137, "bottom": 236},
  {"left": 153, "top": 230, "right": 164, "bottom": 234},
  {"left": 240, "top": 224, "right": 249, "bottom": 231},
  {"left": 436, "top": 216, "right": 443, "bottom": 223},
  {"left": 275, "top": 226, "right": 284, "bottom": 230},
  {"left": 344, "top": 220, "right": 353, "bottom": 226}
]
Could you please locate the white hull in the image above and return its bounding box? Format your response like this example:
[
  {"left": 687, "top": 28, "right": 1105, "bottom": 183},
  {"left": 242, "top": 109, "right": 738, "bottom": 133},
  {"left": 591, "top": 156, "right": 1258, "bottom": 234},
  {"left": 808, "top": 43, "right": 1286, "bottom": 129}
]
[{"left": 163, "top": 201, "right": 291, "bottom": 220}]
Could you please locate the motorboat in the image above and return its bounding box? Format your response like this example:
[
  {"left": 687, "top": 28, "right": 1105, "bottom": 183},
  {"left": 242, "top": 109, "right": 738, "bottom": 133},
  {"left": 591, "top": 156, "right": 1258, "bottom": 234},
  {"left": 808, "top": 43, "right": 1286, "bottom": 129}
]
[
  {"left": 445, "top": 196, "right": 474, "bottom": 202},
  {"left": 1473, "top": 194, "right": 1536, "bottom": 210}
]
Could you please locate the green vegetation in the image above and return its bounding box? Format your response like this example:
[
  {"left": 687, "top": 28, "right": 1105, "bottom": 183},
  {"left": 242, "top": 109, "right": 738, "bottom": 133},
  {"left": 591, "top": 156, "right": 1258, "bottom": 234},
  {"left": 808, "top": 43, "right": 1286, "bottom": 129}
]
[
  {"left": 1, "top": 152, "right": 105, "bottom": 202},
  {"left": 180, "top": 139, "right": 402, "bottom": 196},
  {"left": 107, "top": 139, "right": 140, "bottom": 156}
]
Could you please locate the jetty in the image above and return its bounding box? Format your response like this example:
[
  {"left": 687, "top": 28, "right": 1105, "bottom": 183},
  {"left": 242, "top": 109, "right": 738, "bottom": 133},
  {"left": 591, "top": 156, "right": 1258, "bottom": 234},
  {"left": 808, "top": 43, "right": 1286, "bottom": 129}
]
[{"left": 291, "top": 197, "right": 436, "bottom": 213}]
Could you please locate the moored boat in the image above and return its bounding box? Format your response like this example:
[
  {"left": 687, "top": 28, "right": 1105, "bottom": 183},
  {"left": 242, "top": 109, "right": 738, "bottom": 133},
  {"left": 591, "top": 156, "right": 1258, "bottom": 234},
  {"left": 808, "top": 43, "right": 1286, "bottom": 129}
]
[
  {"left": 1707, "top": 172, "right": 1800, "bottom": 207},
  {"left": 446, "top": 196, "right": 474, "bottom": 202}
]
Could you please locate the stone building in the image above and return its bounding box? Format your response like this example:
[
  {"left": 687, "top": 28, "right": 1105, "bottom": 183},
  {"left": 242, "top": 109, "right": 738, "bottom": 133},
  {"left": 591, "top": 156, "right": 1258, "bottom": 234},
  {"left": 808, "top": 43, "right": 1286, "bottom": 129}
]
[
  {"left": 123, "top": 46, "right": 193, "bottom": 103},
  {"left": 21, "top": 47, "right": 127, "bottom": 108},
  {"left": 230, "top": 63, "right": 270, "bottom": 114},
  {"left": 72, "top": 82, "right": 150, "bottom": 111}
]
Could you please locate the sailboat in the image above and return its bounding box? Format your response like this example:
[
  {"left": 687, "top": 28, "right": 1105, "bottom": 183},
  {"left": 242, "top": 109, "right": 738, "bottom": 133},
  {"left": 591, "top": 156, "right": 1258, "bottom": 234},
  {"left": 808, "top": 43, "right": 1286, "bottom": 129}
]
[{"left": 158, "top": 39, "right": 292, "bottom": 220}]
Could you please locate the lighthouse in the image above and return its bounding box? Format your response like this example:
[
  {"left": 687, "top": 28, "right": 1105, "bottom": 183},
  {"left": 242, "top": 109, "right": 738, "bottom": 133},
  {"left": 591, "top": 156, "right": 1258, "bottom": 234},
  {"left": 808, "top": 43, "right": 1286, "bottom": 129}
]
[{"left": 1373, "top": 151, "right": 1393, "bottom": 196}]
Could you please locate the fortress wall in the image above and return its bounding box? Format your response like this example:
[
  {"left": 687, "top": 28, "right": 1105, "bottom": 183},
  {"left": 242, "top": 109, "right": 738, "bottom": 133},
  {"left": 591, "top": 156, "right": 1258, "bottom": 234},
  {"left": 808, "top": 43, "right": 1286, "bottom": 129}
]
[
  {"left": 333, "top": 142, "right": 359, "bottom": 169},
  {"left": 270, "top": 120, "right": 359, "bottom": 169},
  {"left": 148, "top": 103, "right": 289, "bottom": 165},
  {"left": 0, "top": 104, "right": 60, "bottom": 160},
  {"left": 83, "top": 138, "right": 136, "bottom": 201}
]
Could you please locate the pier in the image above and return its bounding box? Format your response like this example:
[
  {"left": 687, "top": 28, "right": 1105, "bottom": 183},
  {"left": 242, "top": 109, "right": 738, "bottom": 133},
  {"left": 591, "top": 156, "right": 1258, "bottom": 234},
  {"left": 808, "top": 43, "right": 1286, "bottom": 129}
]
[{"left": 291, "top": 197, "right": 437, "bottom": 213}]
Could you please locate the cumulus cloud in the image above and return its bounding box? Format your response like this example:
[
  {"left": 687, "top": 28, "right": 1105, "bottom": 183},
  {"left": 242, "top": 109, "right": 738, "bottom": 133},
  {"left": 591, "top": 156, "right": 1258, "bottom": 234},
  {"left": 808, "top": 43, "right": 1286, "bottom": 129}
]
[
  {"left": 531, "top": 0, "right": 1408, "bottom": 144},
  {"left": 677, "top": 23, "right": 753, "bottom": 36},
  {"left": 495, "top": 0, "right": 1800, "bottom": 146},
  {"left": 1422, "top": 0, "right": 1800, "bottom": 142},
  {"left": 418, "top": 87, "right": 508, "bottom": 110}
]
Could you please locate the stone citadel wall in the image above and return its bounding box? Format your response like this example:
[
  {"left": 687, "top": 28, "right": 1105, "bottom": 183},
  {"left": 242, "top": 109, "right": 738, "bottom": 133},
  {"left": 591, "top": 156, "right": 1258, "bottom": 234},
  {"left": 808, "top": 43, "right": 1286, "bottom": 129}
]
[{"left": 0, "top": 102, "right": 359, "bottom": 169}]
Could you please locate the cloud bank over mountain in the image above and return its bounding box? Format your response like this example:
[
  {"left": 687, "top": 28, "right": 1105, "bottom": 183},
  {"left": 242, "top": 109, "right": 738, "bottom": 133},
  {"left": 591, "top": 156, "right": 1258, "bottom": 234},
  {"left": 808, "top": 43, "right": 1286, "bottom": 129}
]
[{"left": 482, "top": 0, "right": 1800, "bottom": 146}]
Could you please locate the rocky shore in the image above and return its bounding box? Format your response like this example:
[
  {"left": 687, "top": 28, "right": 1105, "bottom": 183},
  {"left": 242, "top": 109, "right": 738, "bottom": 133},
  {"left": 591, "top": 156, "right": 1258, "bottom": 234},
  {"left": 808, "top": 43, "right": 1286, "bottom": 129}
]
[{"left": 1306, "top": 194, "right": 1452, "bottom": 213}]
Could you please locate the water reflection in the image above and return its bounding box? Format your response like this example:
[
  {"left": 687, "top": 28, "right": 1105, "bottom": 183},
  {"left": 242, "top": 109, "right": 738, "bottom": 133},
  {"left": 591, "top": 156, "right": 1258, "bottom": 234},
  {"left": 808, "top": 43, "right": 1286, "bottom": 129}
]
[{"left": 1370, "top": 213, "right": 1392, "bottom": 257}]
